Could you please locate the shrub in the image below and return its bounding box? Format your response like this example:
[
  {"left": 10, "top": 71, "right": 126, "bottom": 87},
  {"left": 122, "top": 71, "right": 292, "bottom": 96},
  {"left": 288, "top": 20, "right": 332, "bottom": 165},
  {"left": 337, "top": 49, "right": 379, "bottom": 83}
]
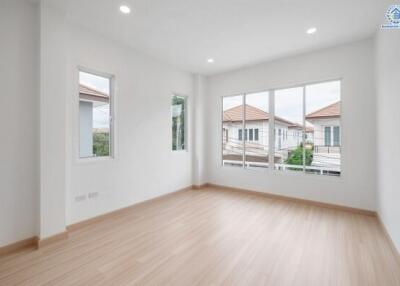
[
  {"left": 93, "top": 132, "right": 110, "bottom": 156},
  {"left": 285, "top": 146, "right": 313, "bottom": 166}
]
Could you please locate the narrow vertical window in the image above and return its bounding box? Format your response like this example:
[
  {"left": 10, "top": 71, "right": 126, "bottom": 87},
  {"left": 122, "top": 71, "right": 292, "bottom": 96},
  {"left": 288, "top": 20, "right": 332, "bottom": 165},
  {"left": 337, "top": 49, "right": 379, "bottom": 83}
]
[
  {"left": 249, "top": 129, "right": 254, "bottom": 141},
  {"left": 79, "top": 70, "right": 112, "bottom": 158},
  {"left": 254, "top": 129, "right": 259, "bottom": 141},
  {"left": 172, "top": 95, "right": 186, "bottom": 151}
]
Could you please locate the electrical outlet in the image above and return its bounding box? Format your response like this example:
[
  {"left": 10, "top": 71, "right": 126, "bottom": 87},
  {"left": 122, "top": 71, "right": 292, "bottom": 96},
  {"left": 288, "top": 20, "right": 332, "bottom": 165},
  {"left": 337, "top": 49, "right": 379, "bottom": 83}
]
[
  {"left": 75, "top": 195, "right": 86, "bottom": 202},
  {"left": 88, "top": 192, "right": 99, "bottom": 199}
]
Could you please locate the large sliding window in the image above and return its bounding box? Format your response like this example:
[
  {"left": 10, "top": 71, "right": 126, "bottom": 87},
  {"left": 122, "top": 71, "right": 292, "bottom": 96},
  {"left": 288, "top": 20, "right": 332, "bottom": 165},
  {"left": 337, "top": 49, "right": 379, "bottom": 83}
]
[{"left": 221, "top": 80, "right": 341, "bottom": 176}]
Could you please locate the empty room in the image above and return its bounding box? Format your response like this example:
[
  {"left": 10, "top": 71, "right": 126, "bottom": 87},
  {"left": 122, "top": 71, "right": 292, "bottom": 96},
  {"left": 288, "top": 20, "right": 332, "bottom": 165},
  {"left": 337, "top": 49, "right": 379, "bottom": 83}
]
[{"left": 1, "top": 0, "right": 400, "bottom": 285}]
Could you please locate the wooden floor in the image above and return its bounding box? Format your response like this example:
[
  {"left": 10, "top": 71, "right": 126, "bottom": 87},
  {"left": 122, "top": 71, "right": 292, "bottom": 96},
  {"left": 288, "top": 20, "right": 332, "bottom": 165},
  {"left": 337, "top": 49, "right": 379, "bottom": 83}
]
[{"left": 1, "top": 187, "right": 399, "bottom": 286}]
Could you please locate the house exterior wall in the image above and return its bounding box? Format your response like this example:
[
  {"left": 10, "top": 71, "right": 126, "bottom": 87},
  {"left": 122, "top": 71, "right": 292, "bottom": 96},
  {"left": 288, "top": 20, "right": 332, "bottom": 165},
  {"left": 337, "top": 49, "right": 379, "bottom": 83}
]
[
  {"left": 223, "top": 120, "right": 302, "bottom": 156},
  {"left": 287, "top": 128, "right": 303, "bottom": 149},
  {"left": 79, "top": 101, "right": 93, "bottom": 158},
  {"left": 307, "top": 118, "right": 340, "bottom": 146},
  {"left": 274, "top": 122, "right": 295, "bottom": 151}
]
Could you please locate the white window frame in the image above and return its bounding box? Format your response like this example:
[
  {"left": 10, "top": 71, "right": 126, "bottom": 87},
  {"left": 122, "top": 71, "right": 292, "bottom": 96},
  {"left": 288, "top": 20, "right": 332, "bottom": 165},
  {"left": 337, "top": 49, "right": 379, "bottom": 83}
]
[
  {"left": 171, "top": 94, "right": 188, "bottom": 152},
  {"left": 77, "top": 67, "right": 115, "bottom": 162},
  {"left": 221, "top": 79, "right": 342, "bottom": 178},
  {"left": 323, "top": 125, "right": 341, "bottom": 146}
]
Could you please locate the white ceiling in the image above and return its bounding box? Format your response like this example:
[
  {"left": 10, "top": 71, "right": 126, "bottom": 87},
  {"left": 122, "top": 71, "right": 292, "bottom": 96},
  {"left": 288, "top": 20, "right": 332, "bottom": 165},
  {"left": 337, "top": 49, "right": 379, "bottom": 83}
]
[{"left": 49, "top": 0, "right": 391, "bottom": 75}]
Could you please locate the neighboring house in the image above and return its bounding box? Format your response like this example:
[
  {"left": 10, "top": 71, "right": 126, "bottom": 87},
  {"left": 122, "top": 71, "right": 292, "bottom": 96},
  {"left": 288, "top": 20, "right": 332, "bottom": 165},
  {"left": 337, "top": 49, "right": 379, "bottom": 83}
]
[
  {"left": 305, "top": 101, "right": 341, "bottom": 171},
  {"left": 79, "top": 84, "right": 110, "bottom": 158},
  {"left": 287, "top": 123, "right": 314, "bottom": 147},
  {"left": 222, "top": 104, "right": 303, "bottom": 164},
  {"left": 305, "top": 101, "right": 341, "bottom": 149},
  {"left": 222, "top": 102, "right": 341, "bottom": 173}
]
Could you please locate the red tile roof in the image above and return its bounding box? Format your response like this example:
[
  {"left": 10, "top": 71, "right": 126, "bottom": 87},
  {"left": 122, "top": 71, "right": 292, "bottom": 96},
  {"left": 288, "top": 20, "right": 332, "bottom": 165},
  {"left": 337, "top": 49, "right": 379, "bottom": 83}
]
[
  {"left": 223, "top": 104, "right": 294, "bottom": 125},
  {"left": 306, "top": 101, "right": 340, "bottom": 119},
  {"left": 79, "top": 84, "right": 109, "bottom": 102},
  {"left": 288, "top": 123, "right": 314, "bottom": 132}
]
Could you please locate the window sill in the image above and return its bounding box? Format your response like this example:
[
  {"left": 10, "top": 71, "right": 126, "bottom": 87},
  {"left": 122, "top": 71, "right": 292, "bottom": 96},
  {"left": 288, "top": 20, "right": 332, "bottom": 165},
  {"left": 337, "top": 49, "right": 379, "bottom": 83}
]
[
  {"left": 220, "top": 164, "right": 344, "bottom": 182},
  {"left": 76, "top": 156, "right": 114, "bottom": 165},
  {"left": 172, "top": 149, "right": 188, "bottom": 153}
]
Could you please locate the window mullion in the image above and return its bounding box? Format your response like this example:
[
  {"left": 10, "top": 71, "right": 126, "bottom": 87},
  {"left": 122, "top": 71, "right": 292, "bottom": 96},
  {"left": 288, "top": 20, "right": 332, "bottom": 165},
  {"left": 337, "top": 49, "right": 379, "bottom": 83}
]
[
  {"left": 302, "top": 86, "right": 306, "bottom": 173},
  {"left": 242, "top": 94, "right": 246, "bottom": 168},
  {"left": 269, "top": 90, "right": 275, "bottom": 170}
]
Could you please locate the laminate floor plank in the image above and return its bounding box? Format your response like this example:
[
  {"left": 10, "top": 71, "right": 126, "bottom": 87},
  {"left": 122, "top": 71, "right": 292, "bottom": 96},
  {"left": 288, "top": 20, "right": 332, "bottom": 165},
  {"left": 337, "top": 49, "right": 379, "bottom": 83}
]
[{"left": 0, "top": 187, "right": 399, "bottom": 286}]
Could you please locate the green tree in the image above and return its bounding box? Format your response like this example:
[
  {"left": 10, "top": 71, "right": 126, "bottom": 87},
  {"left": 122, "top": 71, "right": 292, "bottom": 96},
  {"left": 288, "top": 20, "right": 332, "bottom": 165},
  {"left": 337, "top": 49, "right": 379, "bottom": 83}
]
[
  {"left": 93, "top": 132, "right": 110, "bottom": 156},
  {"left": 285, "top": 146, "right": 313, "bottom": 166}
]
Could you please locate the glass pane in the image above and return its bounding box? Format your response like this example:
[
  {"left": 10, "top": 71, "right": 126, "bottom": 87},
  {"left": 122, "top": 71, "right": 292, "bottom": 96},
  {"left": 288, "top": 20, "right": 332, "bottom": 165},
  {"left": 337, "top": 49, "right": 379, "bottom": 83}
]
[
  {"left": 79, "top": 71, "right": 111, "bottom": 158},
  {"left": 324, "top": 127, "right": 331, "bottom": 146},
  {"left": 333, "top": 126, "right": 340, "bottom": 146},
  {"left": 274, "top": 87, "right": 304, "bottom": 172},
  {"left": 222, "top": 95, "right": 244, "bottom": 167},
  {"left": 305, "top": 80, "right": 341, "bottom": 176},
  {"left": 244, "top": 92, "right": 269, "bottom": 170},
  {"left": 172, "top": 95, "right": 185, "bottom": 151}
]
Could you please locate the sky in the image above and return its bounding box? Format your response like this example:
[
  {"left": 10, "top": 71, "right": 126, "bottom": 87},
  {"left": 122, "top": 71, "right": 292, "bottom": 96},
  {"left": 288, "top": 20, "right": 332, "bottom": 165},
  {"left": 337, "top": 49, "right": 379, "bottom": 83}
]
[
  {"left": 79, "top": 71, "right": 111, "bottom": 129},
  {"left": 223, "top": 80, "right": 340, "bottom": 126}
]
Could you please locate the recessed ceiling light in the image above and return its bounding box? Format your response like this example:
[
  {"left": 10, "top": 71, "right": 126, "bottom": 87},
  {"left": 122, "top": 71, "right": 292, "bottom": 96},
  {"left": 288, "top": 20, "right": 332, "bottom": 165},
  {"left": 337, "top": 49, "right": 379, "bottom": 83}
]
[
  {"left": 306, "top": 27, "right": 317, "bottom": 35},
  {"left": 207, "top": 58, "right": 214, "bottom": 63},
  {"left": 119, "top": 5, "right": 131, "bottom": 14}
]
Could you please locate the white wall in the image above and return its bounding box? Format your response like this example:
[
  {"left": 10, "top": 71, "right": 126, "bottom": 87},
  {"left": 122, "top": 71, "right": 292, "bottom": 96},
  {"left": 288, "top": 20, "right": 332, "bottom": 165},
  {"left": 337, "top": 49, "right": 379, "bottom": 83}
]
[
  {"left": 0, "top": 1, "right": 194, "bottom": 245},
  {"left": 376, "top": 30, "right": 400, "bottom": 252},
  {"left": 192, "top": 75, "right": 207, "bottom": 186},
  {"left": 206, "top": 39, "right": 377, "bottom": 210},
  {"left": 64, "top": 22, "right": 194, "bottom": 224},
  {"left": 0, "top": 0, "right": 39, "bottom": 247},
  {"left": 39, "top": 2, "right": 68, "bottom": 239}
]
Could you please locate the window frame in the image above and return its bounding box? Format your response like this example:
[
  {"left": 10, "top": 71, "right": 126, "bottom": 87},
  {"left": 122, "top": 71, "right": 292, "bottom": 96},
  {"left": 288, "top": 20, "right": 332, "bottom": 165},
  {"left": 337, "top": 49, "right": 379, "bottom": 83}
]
[
  {"left": 171, "top": 94, "right": 188, "bottom": 152},
  {"left": 77, "top": 66, "right": 115, "bottom": 162},
  {"left": 220, "top": 78, "right": 342, "bottom": 178}
]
